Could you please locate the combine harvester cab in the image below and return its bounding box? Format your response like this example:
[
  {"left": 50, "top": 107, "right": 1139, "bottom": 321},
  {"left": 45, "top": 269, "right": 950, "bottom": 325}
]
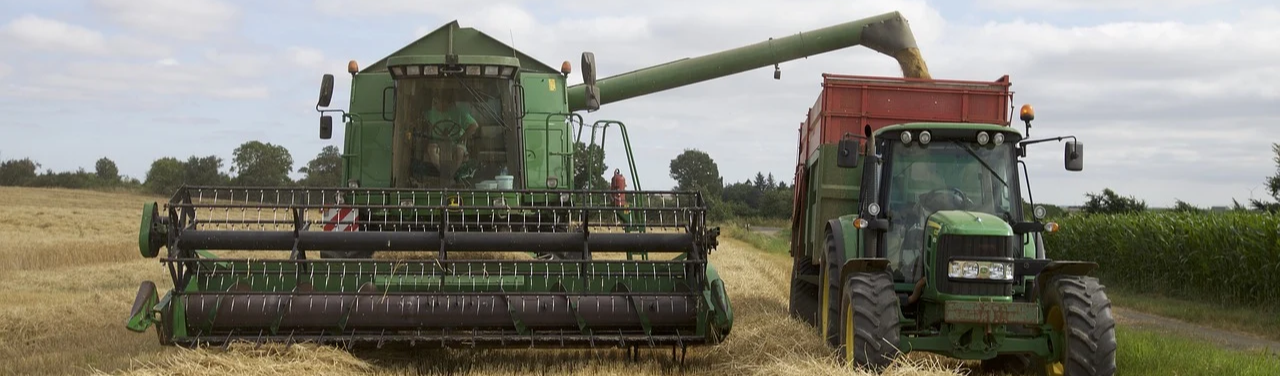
[
  {"left": 788, "top": 73, "right": 1114, "bottom": 375},
  {"left": 125, "top": 11, "right": 937, "bottom": 356}
]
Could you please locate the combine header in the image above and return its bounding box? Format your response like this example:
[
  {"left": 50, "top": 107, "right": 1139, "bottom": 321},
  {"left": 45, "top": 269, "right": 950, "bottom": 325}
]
[{"left": 126, "top": 11, "right": 934, "bottom": 354}]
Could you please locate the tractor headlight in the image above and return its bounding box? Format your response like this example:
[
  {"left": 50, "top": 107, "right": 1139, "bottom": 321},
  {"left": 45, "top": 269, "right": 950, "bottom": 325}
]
[
  {"left": 948, "top": 260, "right": 1014, "bottom": 281},
  {"left": 347, "top": 179, "right": 359, "bottom": 188},
  {"left": 559, "top": 193, "right": 571, "bottom": 203},
  {"left": 546, "top": 177, "right": 559, "bottom": 189},
  {"left": 493, "top": 197, "right": 507, "bottom": 206},
  {"left": 399, "top": 198, "right": 414, "bottom": 206}
]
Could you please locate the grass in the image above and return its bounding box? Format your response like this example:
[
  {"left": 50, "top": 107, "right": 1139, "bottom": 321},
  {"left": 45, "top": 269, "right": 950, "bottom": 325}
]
[
  {"left": 1107, "top": 287, "right": 1280, "bottom": 343},
  {"left": 1118, "top": 326, "right": 1280, "bottom": 376}
]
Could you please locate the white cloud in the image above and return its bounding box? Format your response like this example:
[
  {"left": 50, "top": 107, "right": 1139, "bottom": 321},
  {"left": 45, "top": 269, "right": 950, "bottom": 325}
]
[
  {"left": 0, "top": 63, "right": 11, "bottom": 80},
  {"left": 1, "top": 14, "right": 170, "bottom": 57},
  {"left": 92, "top": 0, "right": 238, "bottom": 40},
  {"left": 974, "top": 0, "right": 1231, "bottom": 11}
]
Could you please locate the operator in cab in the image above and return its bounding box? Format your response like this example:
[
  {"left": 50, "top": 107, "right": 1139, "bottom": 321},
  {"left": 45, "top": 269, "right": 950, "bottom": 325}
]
[{"left": 424, "top": 89, "right": 479, "bottom": 169}]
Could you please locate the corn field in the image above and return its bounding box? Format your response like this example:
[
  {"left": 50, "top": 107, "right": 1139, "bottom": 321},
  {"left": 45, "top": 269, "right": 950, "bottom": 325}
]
[{"left": 1044, "top": 210, "right": 1280, "bottom": 310}]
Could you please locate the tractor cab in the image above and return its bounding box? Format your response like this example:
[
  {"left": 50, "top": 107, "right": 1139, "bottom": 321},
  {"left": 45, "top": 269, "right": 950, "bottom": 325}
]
[{"left": 868, "top": 124, "right": 1021, "bottom": 284}]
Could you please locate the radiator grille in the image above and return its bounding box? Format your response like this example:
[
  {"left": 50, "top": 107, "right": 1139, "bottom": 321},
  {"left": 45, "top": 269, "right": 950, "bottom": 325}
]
[{"left": 934, "top": 234, "right": 1015, "bottom": 296}]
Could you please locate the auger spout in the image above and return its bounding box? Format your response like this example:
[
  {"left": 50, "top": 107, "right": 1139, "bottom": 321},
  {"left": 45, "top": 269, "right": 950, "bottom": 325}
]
[{"left": 566, "top": 11, "right": 930, "bottom": 111}]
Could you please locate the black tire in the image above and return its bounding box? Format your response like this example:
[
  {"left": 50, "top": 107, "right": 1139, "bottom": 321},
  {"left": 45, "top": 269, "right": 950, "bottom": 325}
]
[
  {"left": 838, "top": 271, "right": 902, "bottom": 371},
  {"left": 1042, "top": 276, "right": 1118, "bottom": 376},
  {"left": 789, "top": 254, "right": 821, "bottom": 328},
  {"left": 821, "top": 230, "right": 845, "bottom": 347}
]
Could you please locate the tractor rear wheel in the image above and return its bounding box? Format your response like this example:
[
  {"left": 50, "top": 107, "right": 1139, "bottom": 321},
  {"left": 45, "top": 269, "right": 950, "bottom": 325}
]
[
  {"left": 1041, "top": 275, "right": 1118, "bottom": 376},
  {"left": 838, "top": 270, "right": 901, "bottom": 371},
  {"left": 789, "top": 254, "right": 820, "bottom": 327}
]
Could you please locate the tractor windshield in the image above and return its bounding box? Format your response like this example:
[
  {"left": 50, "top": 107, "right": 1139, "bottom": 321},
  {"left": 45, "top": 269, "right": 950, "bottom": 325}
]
[
  {"left": 880, "top": 138, "right": 1016, "bottom": 281},
  {"left": 391, "top": 76, "right": 519, "bottom": 189}
]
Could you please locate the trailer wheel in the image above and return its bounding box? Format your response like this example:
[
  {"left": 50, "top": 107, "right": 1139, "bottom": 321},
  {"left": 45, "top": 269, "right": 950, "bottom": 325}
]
[
  {"left": 789, "top": 254, "right": 820, "bottom": 327},
  {"left": 1041, "top": 276, "right": 1117, "bottom": 376},
  {"left": 838, "top": 270, "right": 901, "bottom": 371},
  {"left": 821, "top": 230, "right": 845, "bottom": 347}
]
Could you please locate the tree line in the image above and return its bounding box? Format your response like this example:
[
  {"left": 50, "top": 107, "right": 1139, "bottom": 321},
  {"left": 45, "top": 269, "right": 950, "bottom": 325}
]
[{"left": 0, "top": 141, "right": 342, "bottom": 195}]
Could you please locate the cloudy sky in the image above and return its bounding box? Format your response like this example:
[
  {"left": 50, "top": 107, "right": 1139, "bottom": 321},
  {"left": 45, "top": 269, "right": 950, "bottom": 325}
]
[{"left": 1, "top": 0, "right": 1277, "bottom": 208}]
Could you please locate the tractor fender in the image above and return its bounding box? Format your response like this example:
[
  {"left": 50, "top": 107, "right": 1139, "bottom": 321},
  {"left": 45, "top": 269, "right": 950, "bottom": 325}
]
[
  {"left": 840, "top": 258, "right": 891, "bottom": 286},
  {"left": 1032, "top": 261, "right": 1100, "bottom": 302},
  {"left": 827, "top": 218, "right": 891, "bottom": 288}
]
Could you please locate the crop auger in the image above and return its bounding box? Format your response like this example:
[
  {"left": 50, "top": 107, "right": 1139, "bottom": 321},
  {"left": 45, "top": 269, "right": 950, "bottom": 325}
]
[{"left": 125, "top": 11, "right": 930, "bottom": 355}]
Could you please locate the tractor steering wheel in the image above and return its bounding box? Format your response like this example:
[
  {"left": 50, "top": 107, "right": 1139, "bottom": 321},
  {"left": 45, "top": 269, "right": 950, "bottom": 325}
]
[{"left": 920, "top": 187, "right": 975, "bottom": 212}]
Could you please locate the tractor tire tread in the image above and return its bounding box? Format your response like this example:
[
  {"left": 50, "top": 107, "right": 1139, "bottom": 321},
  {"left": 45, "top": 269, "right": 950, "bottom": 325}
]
[
  {"left": 842, "top": 271, "right": 901, "bottom": 372},
  {"left": 1053, "top": 275, "right": 1117, "bottom": 376}
]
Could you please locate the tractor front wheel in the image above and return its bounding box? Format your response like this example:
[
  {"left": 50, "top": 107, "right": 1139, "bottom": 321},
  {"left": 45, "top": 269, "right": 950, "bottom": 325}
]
[
  {"left": 1041, "top": 275, "right": 1118, "bottom": 376},
  {"left": 838, "top": 270, "right": 901, "bottom": 372}
]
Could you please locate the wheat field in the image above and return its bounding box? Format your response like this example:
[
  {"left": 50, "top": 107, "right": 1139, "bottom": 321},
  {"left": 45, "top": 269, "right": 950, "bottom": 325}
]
[{"left": 0, "top": 186, "right": 983, "bottom": 376}]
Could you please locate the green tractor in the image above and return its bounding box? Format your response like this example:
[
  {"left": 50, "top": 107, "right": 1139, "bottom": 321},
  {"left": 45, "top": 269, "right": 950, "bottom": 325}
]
[
  {"left": 127, "top": 12, "right": 938, "bottom": 356},
  {"left": 787, "top": 75, "right": 1116, "bottom": 375}
]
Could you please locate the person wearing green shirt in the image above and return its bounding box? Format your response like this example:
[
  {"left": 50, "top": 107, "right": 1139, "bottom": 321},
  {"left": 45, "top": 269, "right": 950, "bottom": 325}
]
[{"left": 423, "top": 90, "right": 479, "bottom": 174}]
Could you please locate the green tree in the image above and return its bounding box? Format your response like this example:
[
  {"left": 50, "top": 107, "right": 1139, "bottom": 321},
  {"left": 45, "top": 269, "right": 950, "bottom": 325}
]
[
  {"left": 298, "top": 146, "right": 344, "bottom": 187},
  {"left": 669, "top": 149, "right": 722, "bottom": 197},
  {"left": 94, "top": 157, "right": 119, "bottom": 183},
  {"left": 185, "top": 155, "right": 230, "bottom": 186},
  {"left": 1171, "top": 199, "right": 1204, "bottom": 213},
  {"left": 1083, "top": 188, "right": 1146, "bottom": 214},
  {"left": 0, "top": 158, "right": 39, "bottom": 186},
  {"left": 572, "top": 142, "right": 608, "bottom": 190},
  {"left": 1248, "top": 143, "right": 1280, "bottom": 213},
  {"left": 145, "top": 157, "right": 186, "bottom": 195},
  {"left": 230, "top": 141, "right": 294, "bottom": 187}
]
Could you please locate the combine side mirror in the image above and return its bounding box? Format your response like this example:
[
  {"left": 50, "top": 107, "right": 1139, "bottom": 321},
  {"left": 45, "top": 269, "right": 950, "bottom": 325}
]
[
  {"left": 1065, "top": 141, "right": 1083, "bottom": 171},
  {"left": 837, "top": 138, "right": 860, "bottom": 168},
  {"left": 320, "top": 115, "right": 333, "bottom": 139},
  {"left": 318, "top": 74, "right": 335, "bottom": 108},
  {"left": 581, "top": 52, "right": 600, "bottom": 112}
]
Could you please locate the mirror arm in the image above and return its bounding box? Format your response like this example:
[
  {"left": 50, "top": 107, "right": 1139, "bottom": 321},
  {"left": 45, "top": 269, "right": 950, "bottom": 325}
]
[{"left": 1019, "top": 135, "right": 1076, "bottom": 147}]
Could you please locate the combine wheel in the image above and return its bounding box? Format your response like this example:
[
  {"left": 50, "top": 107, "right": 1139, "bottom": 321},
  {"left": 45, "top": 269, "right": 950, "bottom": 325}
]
[
  {"left": 1039, "top": 276, "right": 1118, "bottom": 376},
  {"left": 837, "top": 270, "right": 901, "bottom": 372},
  {"left": 788, "top": 254, "right": 820, "bottom": 327}
]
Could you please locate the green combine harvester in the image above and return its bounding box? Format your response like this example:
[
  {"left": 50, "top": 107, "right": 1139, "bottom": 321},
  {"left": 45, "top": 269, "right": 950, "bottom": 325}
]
[{"left": 126, "top": 11, "right": 934, "bottom": 356}]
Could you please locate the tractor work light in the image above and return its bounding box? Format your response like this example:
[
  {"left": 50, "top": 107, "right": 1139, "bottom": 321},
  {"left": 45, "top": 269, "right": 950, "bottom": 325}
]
[
  {"left": 993, "top": 133, "right": 1005, "bottom": 145},
  {"left": 977, "top": 131, "right": 990, "bottom": 145},
  {"left": 948, "top": 260, "right": 1014, "bottom": 281},
  {"left": 900, "top": 131, "right": 913, "bottom": 144},
  {"left": 919, "top": 130, "right": 932, "bottom": 145}
]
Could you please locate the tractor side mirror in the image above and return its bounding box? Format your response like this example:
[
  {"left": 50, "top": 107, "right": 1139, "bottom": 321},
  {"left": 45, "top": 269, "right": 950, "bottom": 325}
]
[
  {"left": 837, "top": 138, "right": 860, "bottom": 168},
  {"left": 581, "top": 52, "right": 601, "bottom": 112},
  {"left": 320, "top": 115, "right": 333, "bottom": 139},
  {"left": 1065, "top": 141, "right": 1083, "bottom": 171},
  {"left": 318, "top": 74, "right": 335, "bottom": 108}
]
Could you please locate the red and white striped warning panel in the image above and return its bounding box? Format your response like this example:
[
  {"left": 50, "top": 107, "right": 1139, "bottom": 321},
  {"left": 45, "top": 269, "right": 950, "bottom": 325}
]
[{"left": 322, "top": 207, "right": 359, "bottom": 231}]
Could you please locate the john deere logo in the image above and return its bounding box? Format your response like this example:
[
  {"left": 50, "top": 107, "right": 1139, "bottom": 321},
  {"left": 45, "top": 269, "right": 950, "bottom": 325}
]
[{"left": 447, "top": 196, "right": 461, "bottom": 207}]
